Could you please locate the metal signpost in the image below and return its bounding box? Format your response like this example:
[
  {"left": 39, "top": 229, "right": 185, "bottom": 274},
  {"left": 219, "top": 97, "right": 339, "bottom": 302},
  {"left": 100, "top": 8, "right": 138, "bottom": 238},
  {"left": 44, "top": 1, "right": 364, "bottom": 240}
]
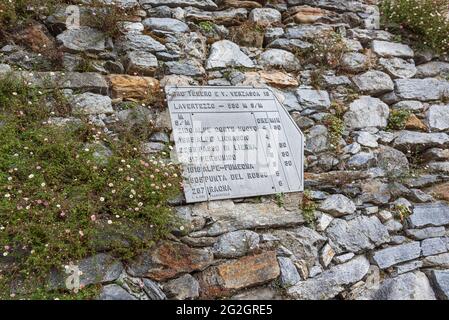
[{"left": 166, "top": 86, "right": 304, "bottom": 203}]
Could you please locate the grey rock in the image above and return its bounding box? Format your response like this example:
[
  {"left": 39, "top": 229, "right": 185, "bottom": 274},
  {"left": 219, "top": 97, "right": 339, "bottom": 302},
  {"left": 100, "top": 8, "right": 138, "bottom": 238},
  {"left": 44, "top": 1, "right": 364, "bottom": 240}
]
[
  {"left": 143, "top": 278, "right": 167, "bottom": 300},
  {"left": 206, "top": 40, "right": 254, "bottom": 70},
  {"left": 344, "top": 96, "right": 389, "bottom": 130},
  {"left": 369, "top": 271, "right": 435, "bottom": 300},
  {"left": 125, "top": 50, "right": 158, "bottom": 76},
  {"left": 371, "top": 40, "right": 414, "bottom": 58},
  {"left": 69, "top": 92, "right": 113, "bottom": 115},
  {"left": 117, "top": 33, "right": 166, "bottom": 53},
  {"left": 0, "top": 63, "right": 11, "bottom": 76},
  {"left": 184, "top": 7, "right": 247, "bottom": 26},
  {"left": 285, "top": 25, "right": 333, "bottom": 40},
  {"left": 416, "top": 61, "right": 449, "bottom": 78},
  {"left": 423, "top": 253, "right": 449, "bottom": 268},
  {"left": 341, "top": 52, "right": 367, "bottom": 73},
  {"left": 163, "top": 274, "right": 199, "bottom": 300},
  {"left": 305, "top": 125, "right": 328, "bottom": 153},
  {"left": 143, "top": 18, "right": 189, "bottom": 33},
  {"left": 334, "top": 252, "right": 355, "bottom": 264},
  {"left": 192, "top": 200, "right": 304, "bottom": 236},
  {"left": 379, "top": 57, "right": 417, "bottom": 79},
  {"left": 372, "top": 242, "right": 421, "bottom": 269},
  {"left": 429, "top": 270, "right": 449, "bottom": 300},
  {"left": 259, "top": 49, "right": 300, "bottom": 72},
  {"left": 428, "top": 161, "right": 449, "bottom": 173},
  {"left": 213, "top": 230, "right": 260, "bottom": 258},
  {"left": 296, "top": 88, "right": 330, "bottom": 111},
  {"left": 316, "top": 213, "right": 333, "bottom": 232},
  {"left": 326, "top": 216, "right": 390, "bottom": 254},
  {"left": 393, "top": 131, "right": 449, "bottom": 151},
  {"left": 392, "top": 260, "right": 423, "bottom": 276},
  {"left": 309, "top": 265, "right": 323, "bottom": 278},
  {"left": 319, "top": 194, "right": 356, "bottom": 217},
  {"left": 409, "top": 202, "right": 449, "bottom": 228},
  {"left": 49, "top": 253, "right": 123, "bottom": 289},
  {"left": 357, "top": 132, "right": 378, "bottom": 148},
  {"left": 392, "top": 100, "right": 424, "bottom": 113},
  {"left": 421, "top": 238, "right": 447, "bottom": 257},
  {"left": 287, "top": 255, "right": 370, "bottom": 300},
  {"left": 57, "top": 27, "right": 107, "bottom": 53},
  {"left": 99, "top": 284, "right": 137, "bottom": 300},
  {"left": 322, "top": 74, "right": 352, "bottom": 87},
  {"left": 140, "top": 0, "right": 217, "bottom": 10},
  {"left": 141, "top": 142, "right": 165, "bottom": 154},
  {"left": 406, "top": 227, "right": 446, "bottom": 240},
  {"left": 376, "top": 145, "right": 409, "bottom": 176},
  {"left": 427, "top": 104, "right": 449, "bottom": 131},
  {"left": 248, "top": 8, "right": 281, "bottom": 24},
  {"left": 278, "top": 257, "right": 301, "bottom": 288},
  {"left": 352, "top": 70, "right": 394, "bottom": 95},
  {"left": 394, "top": 78, "right": 449, "bottom": 101},
  {"left": 265, "top": 27, "right": 284, "bottom": 44},
  {"left": 267, "top": 38, "right": 312, "bottom": 52},
  {"left": 423, "top": 148, "right": 449, "bottom": 162},
  {"left": 320, "top": 243, "right": 335, "bottom": 268},
  {"left": 347, "top": 151, "right": 376, "bottom": 169},
  {"left": 385, "top": 219, "right": 404, "bottom": 233},
  {"left": 165, "top": 59, "right": 205, "bottom": 76}
]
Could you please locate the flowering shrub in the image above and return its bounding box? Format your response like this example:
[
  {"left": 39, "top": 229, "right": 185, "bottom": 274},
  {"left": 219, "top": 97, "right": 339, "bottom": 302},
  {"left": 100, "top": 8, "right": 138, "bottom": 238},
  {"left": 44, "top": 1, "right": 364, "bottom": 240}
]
[
  {"left": 0, "top": 75, "right": 182, "bottom": 298},
  {"left": 380, "top": 0, "right": 449, "bottom": 55}
]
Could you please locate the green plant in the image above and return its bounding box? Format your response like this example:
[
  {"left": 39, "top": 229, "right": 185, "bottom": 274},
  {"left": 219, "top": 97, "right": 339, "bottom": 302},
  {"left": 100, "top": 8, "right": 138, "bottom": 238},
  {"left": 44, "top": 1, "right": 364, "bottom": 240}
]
[
  {"left": 301, "top": 190, "right": 317, "bottom": 227},
  {"left": 0, "top": 75, "right": 182, "bottom": 298},
  {"left": 275, "top": 193, "right": 284, "bottom": 207},
  {"left": 392, "top": 204, "right": 411, "bottom": 222},
  {"left": 198, "top": 21, "right": 215, "bottom": 34},
  {"left": 380, "top": 0, "right": 449, "bottom": 55},
  {"left": 323, "top": 114, "right": 345, "bottom": 152},
  {"left": 387, "top": 109, "right": 410, "bottom": 130}
]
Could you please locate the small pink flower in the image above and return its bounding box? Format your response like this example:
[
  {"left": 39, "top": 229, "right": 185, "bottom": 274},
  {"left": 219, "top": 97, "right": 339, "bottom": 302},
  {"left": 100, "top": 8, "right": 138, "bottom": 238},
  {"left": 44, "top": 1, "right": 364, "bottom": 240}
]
[{"left": 90, "top": 215, "right": 96, "bottom": 222}]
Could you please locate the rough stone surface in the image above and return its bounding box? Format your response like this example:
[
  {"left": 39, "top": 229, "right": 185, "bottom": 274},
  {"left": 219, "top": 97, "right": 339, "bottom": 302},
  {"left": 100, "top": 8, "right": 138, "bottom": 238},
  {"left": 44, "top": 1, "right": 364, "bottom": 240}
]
[
  {"left": 352, "top": 71, "right": 394, "bottom": 95},
  {"left": 213, "top": 230, "right": 260, "bottom": 258},
  {"left": 163, "top": 274, "right": 200, "bottom": 300},
  {"left": 409, "top": 203, "right": 449, "bottom": 228},
  {"left": 429, "top": 270, "right": 449, "bottom": 300},
  {"left": 372, "top": 242, "right": 421, "bottom": 269},
  {"left": 371, "top": 40, "right": 414, "bottom": 58},
  {"left": 319, "top": 194, "right": 356, "bottom": 217},
  {"left": 206, "top": 40, "right": 254, "bottom": 69},
  {"left": 278, "top": 257, "right": 301, "bottom": 288},
  {"left": 344, "top": 96, "right": 389, "bottom": 129},
  {"left": 259, "top": 49, "right": 300, "bottom": 72}
]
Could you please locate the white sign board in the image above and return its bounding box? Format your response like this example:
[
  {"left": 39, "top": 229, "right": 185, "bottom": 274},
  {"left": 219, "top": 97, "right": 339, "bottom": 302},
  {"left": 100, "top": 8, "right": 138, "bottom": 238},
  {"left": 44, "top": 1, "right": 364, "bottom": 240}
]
[{"left": 166, "top": 86, "right": 304, "bottom": 203}]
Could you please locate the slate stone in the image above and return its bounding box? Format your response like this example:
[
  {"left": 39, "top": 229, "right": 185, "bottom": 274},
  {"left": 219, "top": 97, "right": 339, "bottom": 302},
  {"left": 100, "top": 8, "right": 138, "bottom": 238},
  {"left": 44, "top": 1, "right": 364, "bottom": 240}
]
[
  {"left": 394, "top": 78, "right": 449, "bottom": 101},
  {"left": 57, "top": 27, "right": 107, "bottom": 53},
  {"left": 99, "top": 284, "right": 137, "bottom": 300},
  {"left": 408, "top": 202, "right": 449, "bottom": 228},
  {"left": 379, "top": 57, "right": 417, "bottom": 79},
  {"left": 319, "top": 194, "right": 356, "bottom": 217},
  {"left": 371, "top": 271, "right": 435, "bottom": 300},
  {"left": 69, "top": 92, "right": 113, "bottom": 115},
  {"left": 326, "top": 216, "right": 390, "bottom": 254},
  {"left": 393, "top": 131, "right": 449, "bottom": 151},
  {"left": 352, "top": 70, "right": 394, "bottom": 95},
  {"left": 163, "top": 274, "right": 200, "bottom": 300},
  {"left": 429, "top": 270, "right": 449, "bottom": 300},
  {"left": 344, "top": 96, "right": 389, "bottom": 129},
  {"left": 296, "top": 88, "right": 331, "bottom": 110},
  {"left": 143, "top": 18, "right": 189, "bottom": 33},
  {"left": 206, "top": 40, "right": 254, "bottom": 70},
  {"left": 371, "top": 40, "right": 414, "bottom": 58},
  {"left": 259, "top": 49, "right": 300, "bottom": 72},
  {"left": 278, "top": 257, "right": 301, "bottom": 288},
  {"left": 406, "top": 227, "right": 446, "bottom": 240},
  {"left": 372, "top": 242, "right": 421, "bottom": 269},
  {"left": 421, "top": 238, "right": 447, "bottom": 257},
  {"left": 140, "top": 0, "right": 217, "bottom": 10},
  {"left": 427, "top": 105, "right": 449, "bottom": 131},
  {"left": 213, "top": 230, "right": 260, "bottom": 258}
]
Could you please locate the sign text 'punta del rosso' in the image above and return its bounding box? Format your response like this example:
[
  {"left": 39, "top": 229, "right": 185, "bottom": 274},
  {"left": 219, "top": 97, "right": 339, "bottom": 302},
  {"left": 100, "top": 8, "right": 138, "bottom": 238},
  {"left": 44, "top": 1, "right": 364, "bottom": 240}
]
[{"left": 166, "top": 86, "right": 304, "bottom": 203}]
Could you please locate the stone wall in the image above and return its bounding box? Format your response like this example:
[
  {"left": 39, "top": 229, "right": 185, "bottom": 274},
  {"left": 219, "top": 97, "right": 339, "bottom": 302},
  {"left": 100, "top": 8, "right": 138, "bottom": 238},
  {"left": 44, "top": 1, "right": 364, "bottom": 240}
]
[{"left": 1, "top": 0, "right": 449, "bottom": 300}]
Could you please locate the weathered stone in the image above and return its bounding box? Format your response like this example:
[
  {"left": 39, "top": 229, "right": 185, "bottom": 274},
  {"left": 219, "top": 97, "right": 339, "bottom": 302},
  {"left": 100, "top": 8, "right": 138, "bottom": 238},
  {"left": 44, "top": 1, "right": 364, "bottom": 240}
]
[
  {"left": 372, "top": 242, "right": 421, "bottom": 269},
  {"left": 406, "top": 227, "right": 445, "bottom": 240},
  {"left": 426, "top": 182, "right": 449, "bottom": 201},
  {"left": 191, "top": 200, "right": 304, "bottom": 236},
  {"left": 320, "top": 243, "right": 335, "bottom": 268},
  {"left": 359, "top": 180, "right": 391, "bottom": 204},
  {"left": 185, "top": 7, "right": 248, "bottom": 26},
  {"left": 285, "top": 24, "right": 333, "bottom": 40},
  {"left": 394, "top": 78, "right": 449, "bottom": 102},
  {"left": 305, "top": 125, "right": 329, "bottom": 153},
  {"left": 319, "top": 194, "right": 356, "bottom": 217},
  {"left": 379, "top": 57, "right": 417, "bottom": 79},
  {"left": 363, "top": 271, "right": 435, "bottom": 300},
  {"left": 416, "top": 61, "right": 449, "bottom": 78},
  {"left": 278, "top": 257, "right": 301, "bottom": 288},
  {"left": 347, "top": 151, "right": 376, "bottom": 169},
  {"left": 423, "top": 253, "right": 449, "bottom": 268},
  {"left": 290, "top": 6, "right": 327, "bottom": 24},
  {"left": 287, "top": 255, "right": 370, "bottom": 300},
  {"left": 196, "top": 251, "right": 280, "bottom": 298},
  {"left": 393, "top": 131, "right": 449, "bottom": 151},
  {"left": 409, "top": 202, "right": 449, "bottom": 228},
  {"left": 421, "top": 238, "right": 447, "bottom": 257},
  {"left": 125, "top": 51, "right": 158, "bottom": 76},
  {"left": 248, "top": 8, "right": 281, "bottom": 25},
  {"left": 427, "top": 105, "right": 449, "bottom": 131},
  {"left": 165, "top": 59, "right": 205, "bottom": 76},
  {"left": 334, "top": 252, "right": 355, "bottom": 264},
  {"left": 316, "top": 213, "right": 333, "bottom": 232},
  {"left": 127, "top": 241, "right": 213, "bottom": 281},
  {"left": 392, "top": 260, "right": 423, "bottom": 276},
  {"left": 117, "top": 33, "right": 166, "bottom": 53},
  {"left": 326, "top": 216, "right": 390, "bottom": 254},
  {"left": 259, "top": 49, "right": 300, "bottom": 72},
  {"left": 392, "top": 100, "right": 424, "bottom": 113},
  {"left": 371, "top": 40, "right": 414, "bottom": 58},
  {"left": 272, "top": 226, "right": 326, "bottom": 270},
  {"left": 429, "top": 270, "right": 449, "bottom": 300},
  {"left": 140, "top": 0, "right": 217, "bottom": 10},
  {"left": 69, "top": 92, "right": 113, "bottom": 115},
  {"left": 405, "top": 114, "right": 428, "bottom": 131},
  {"left": 344, "top": 96, "right": 389, "bottom": 130},
  {"left": 244, "top": 71, "right": 298, "bottom": 88},
  {"left": 57, "top": 27, "right": 107, "bottom": 53},
  {"left": 352, "top": 70, "right": 394, "bottom": 95},
  {"left": 376, "top": 145, "right": 409, "bottom": 176},
  {"left": 108, "top": 75, "right": 159, "bottom": 101},
  {"left": 357, "top": 132, "right": 378, "bottom": 148},
  {"left": 213, "top": 230, "right": 260, "bottom": 258},
  {"left": 14, "top": 23, "right": 56, "bottom": 54},
  {"left": 163, "top": 274, "right": 199, "bottom": 300},
  {"left": 49, "top": 253, "right": 123, "bottom": 289},
  {"left": 99, "top": 284, "right": 137, "bottom": 300},
  {"left": 143, "top": 18, "right": 189, "bottom": 33},
  {"left": 296, "top": 88, "right": 330, "bottom": 110},
  {"left": 206, "top": 40, "right": 254, "bottom": 70}
]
